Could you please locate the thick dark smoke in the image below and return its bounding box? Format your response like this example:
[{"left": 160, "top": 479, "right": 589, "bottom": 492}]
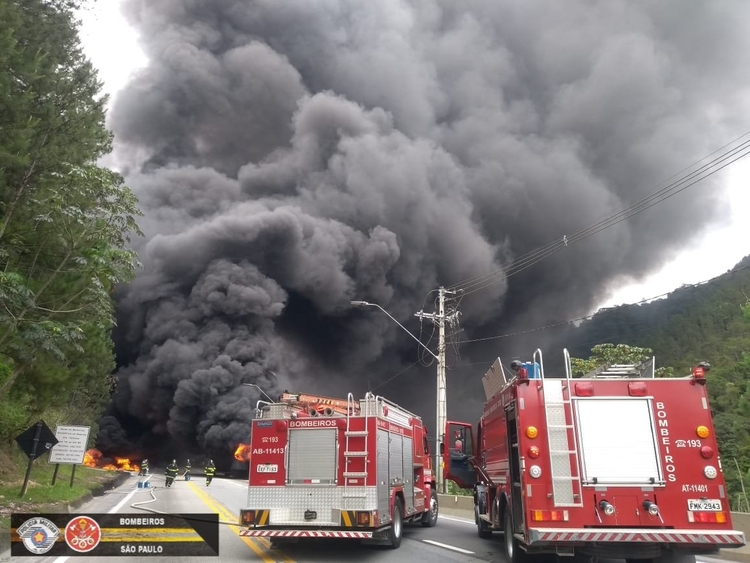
[{"left": 99, "top": 0, "right": 750, "bottom": 459}]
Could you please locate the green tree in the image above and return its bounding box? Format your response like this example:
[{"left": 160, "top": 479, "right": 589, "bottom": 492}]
[{"left": 0, "top": 0, "right": 142, "bottom": 413}]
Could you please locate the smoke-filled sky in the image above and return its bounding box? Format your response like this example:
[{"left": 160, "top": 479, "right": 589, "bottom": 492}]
[{"left": 78, "top": 0, "right": 750, "bottom": 459}]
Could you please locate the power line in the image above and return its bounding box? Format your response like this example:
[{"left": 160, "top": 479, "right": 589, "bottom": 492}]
[
  {"left": 445, "top": 263, "right": 750, "bottom": 374},
  {"left": 458, "top": 262, "right": 750, "bottom": 345},
  {"left": 449, "top": 131, "right": 750, "bottom": 293},
  {"left": 447, "top": 131, "right": 750, "bottom": 297},
  {"left": 370, "top": 359, "right": 422, "bottom": 392},
  {"left": 458, "top": 141, "right": 750, "bottom": 296}
]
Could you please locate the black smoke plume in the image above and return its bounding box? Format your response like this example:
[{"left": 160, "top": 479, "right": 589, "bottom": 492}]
[{"left": 98, "top": 0, "right": 750, "bottom": 460}]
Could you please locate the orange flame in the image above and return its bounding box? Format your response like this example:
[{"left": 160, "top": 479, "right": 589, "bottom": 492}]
[
  {"left": 115, "top": 457, "right": 140, "bottom": 472},
  {"left": 83, "top": 449, "right": 102, "bottom": 467},
  {"left": 82, "top": 448, "right": 140, "bottom": 472},
  {"left": 234, "top": 443, "right": 252, "bottom": 462}
]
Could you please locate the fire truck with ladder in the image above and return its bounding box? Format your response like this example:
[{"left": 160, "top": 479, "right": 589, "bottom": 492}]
[
  {"left": 238, "top": 390, "right": 439, "bottom": 548},
  {"left": 443, "top": 348, "right": 746, "bottom": 563}
]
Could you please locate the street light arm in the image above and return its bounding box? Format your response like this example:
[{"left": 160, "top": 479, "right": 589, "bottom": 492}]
[
  {"left": 242, "top": 383, "right": 274, "bottom": 403},
  {"left": 350, "top": 300, "right": 439, "bottom": 360}
]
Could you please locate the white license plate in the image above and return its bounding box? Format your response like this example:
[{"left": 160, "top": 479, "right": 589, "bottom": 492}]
[
  {"left": 688, "top": 499, "right": 721, "bottom": 511},
  {"left": 255, "top": 463, "right": 279, "bottom": 473},
  {"left": 256, "top": 464, "right": 278, "bottom": 474}
]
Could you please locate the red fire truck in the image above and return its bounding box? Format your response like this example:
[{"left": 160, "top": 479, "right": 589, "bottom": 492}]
[
  {"left": 443, "top": 348, "right": 746, "bottom": 563},
  {"left": 238, "top": 390, "right": 439, "bottom": 548}
]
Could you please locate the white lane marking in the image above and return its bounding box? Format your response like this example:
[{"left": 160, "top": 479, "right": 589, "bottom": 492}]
[
  {"left": 52, "top": 481, "right": 139, "bottom": 563},
  {"left": 423, "top": 539, "right": 475, "bottom": 555},
  {"left": 110, "top": 485, "right": 139, "bottom": 513},
  {"left": 440, "top": 514, "right": 475, "bottom": 525},
  {"left": 224, "top": 480, "right": 247, "bottom": 488}
]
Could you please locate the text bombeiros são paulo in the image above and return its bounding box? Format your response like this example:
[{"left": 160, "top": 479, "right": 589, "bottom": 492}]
[
  {"left": 121, "top": 545, "right": 164, "bottom": 554},
  {"left": 119, "top": 517, "right": 166, "bottom": 526}
]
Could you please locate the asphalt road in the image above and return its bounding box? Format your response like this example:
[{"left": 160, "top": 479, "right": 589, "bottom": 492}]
[
  {"left": 6, "top": 473, "right": 737, "bottom": 563},
  {"left": 7, "top": 472, "right": 508, "bottom": 562}
]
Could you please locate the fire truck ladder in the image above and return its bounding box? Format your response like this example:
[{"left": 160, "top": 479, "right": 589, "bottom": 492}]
[
  {"left": 342, "top": 392, "right": 369, "bottom": 507},
  {"left": 278, "top": 392, "right": 354, "bottom": 416},
  {"left": 584, "top": 357, "right": 655, "bottom": 379},
  {"left": 542, "top": 349, "right": 583, "bottom": 507}
]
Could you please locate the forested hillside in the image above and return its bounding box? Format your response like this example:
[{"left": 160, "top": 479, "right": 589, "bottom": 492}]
[
  {"left": 560, "top": 256, "right": 750, "bottom": 510},
  {"left": 0, "top": 0, "right": 141, "bottom": 450}
]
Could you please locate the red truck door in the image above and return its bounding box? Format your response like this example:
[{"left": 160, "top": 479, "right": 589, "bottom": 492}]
[{"left": 442, "top": 421, "right": 476, "bottom": 489}]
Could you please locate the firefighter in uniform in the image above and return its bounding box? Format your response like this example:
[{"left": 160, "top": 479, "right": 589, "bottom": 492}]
[
  {"left": 139, "top": 459, "right": 149, "bottom": 476},
  {"left": 165, "top": 459, "right": 179, "bottom": 487},
  {"left": 183, "top": 458, "right": 192, "bottom": 481},
  {"left": 204, "top": 459, "right": 216, "bottom": 486}
]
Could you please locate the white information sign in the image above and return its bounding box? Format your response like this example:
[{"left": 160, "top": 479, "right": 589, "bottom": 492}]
[{"left": 49, "top": 425, "right": 90, "bottom": 465}]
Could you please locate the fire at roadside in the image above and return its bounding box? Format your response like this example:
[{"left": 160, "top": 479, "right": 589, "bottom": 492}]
[
  {"left": 234, "top": 444, "right": 251, "bottom": 463},
  {"left": 83, "top": 448, "right": 140, "bottom": 473}
]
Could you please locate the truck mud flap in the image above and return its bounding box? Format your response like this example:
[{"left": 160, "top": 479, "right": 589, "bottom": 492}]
[{"left": 528, "top": 528, "right": 745, "bottom": 546}]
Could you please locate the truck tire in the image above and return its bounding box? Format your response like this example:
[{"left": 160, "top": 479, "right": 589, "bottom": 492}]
[
  {"left": 421, "top": 494, "right": 439, "bottom": 527},
  {"left": 503, "top": 510, "right": 527, "bottom": 563},
  {"left": 387, "top": 499, "right": 404, "bottom": 549},
  {"left": 476, "top": 506, "right": 492, "bottom": 539}
]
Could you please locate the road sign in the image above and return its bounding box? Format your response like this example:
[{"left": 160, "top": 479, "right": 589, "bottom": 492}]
[
  {"left": 15, "top": 421, "right": 58, "bottom": 461},
  {"left": 49, "top": 425, "right": 91, "bottom": 465}
]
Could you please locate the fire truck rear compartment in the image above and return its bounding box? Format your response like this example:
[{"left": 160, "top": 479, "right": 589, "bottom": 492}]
[
  {"left": 247, "top": 427, "right": 380, "bottom": 527},
  {"left": 574, "top": 398, "right": 662, "bottom": 486},
  {"left": 246, "top": 405, "right": 421, "bottom": 532}
]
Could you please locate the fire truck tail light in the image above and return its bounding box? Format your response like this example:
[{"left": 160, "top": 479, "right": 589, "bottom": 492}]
[
  {"left": 575, "top": 383, "right": 594, "bottom": 396},
  {"left": 528, "top": 465, "right": 542, "bottom": 478},
  {"left": 688, "top": 511, "right": 727, "bottom": 524},
  {"left": 696, "top": 425, "right": 710, "bottom": 438},
  {"left": 531, "top": 510, "right": 569, "bottom": 522},
  {"left": 692, "top": 365, "right": 707, "bottom": 385},
  {"left": 598, "top": 500, "right": 615, "bottom": 516},
  {"left": 528, "top": 446, "right": 540, "bottom": 458},
  {"left": 700, "top": 446, "right": 714, "bottom": 459},
  {"left": 704, "top": 465, "right": 718, "bottom": 479},
  {"left": 240, "top": 510, "right": 256, "bottom": 526},
  {"left": 628, "top": 382, "right": 648, "bottom": 396},
  {"left": 356, "top": 511, "right": 371, "bottom": 526},
  {"left": 526, "top": 426, "right": 538, "bottom": 439}
]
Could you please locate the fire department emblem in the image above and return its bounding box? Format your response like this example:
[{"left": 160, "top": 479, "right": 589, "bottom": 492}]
[
  {"left": 64, "top": 515, "right": 101, "bottom": 553},
  {"left": 17, "top": 517, "right": 60, "bottom": 554}
]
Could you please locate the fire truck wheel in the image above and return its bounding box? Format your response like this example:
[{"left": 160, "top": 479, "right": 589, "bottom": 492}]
[
  {"left": 503, "top": 510, "right": 526, "bottom": 563},
  {"left": 476, "top": 506, "right": 492, "bottom": 539},
  {"left": 421, "top": 494, "right": 438, "bottom": 527},
  {"left": 387, "top": 499, "right": 404, "bottom": 549}
]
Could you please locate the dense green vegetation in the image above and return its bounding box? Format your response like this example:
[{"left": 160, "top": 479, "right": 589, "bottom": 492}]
[
  {"left": 563, "top": 257, "right": 750, "bottom": 511},
  {"left": 0, "top": 0, "right": 141, "bottom": 451}
]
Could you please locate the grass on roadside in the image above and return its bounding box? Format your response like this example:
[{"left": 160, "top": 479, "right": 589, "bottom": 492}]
[{"left": 0, "top": 447, "right": 129, "bottom": 519}]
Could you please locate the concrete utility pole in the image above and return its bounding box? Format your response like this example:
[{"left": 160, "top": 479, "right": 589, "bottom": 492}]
[
  {"left": 350, "top": 290, "right": 459, "bottom": 494},
  {"left": 414, "top": 286, "right": 458, "bottom": 494}
]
